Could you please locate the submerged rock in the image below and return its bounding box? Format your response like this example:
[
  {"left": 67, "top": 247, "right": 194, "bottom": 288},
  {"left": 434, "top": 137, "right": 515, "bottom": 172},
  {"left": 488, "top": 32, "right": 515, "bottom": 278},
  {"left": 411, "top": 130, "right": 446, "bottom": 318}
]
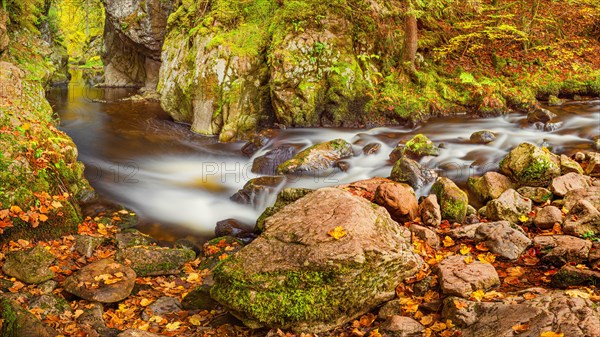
[
  {"left": 527, "top": 108, "right": 557, "bottom": 123},
  {"left": 469, "top": 130, "right": 496, "bottom": 144},
  {"left": 211, "top": 188, "right": 423, "bottom": 332},
  {"left": 400, "top": 134, "right": 440, "bottom": 160},
  {"left": 230, "top": 176, "right": 285, "bottom": 205},
  {"left": 499, "top": 143, "right": 560, "bottom": 187},
  {"left": 362, "top": 143, "right": 382, "bottom": 155},
  {"left": 277, "top": 139, "right": 353, "bottom": 174},
  {"left": 251, "top": 145, "right": 297, "bottom": 175},
  {"left": 390, "top": 157, "right": 437, "bottom": 190},
  {"left": 431, "top": 177, "right": 469, "bottom": 223}
]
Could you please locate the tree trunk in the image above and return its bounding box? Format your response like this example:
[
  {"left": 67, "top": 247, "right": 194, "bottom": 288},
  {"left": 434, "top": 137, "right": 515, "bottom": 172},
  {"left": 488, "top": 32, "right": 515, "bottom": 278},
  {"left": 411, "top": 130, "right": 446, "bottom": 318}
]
[{"left": 404, "top": 13, "right": 418, "bottom": 65}]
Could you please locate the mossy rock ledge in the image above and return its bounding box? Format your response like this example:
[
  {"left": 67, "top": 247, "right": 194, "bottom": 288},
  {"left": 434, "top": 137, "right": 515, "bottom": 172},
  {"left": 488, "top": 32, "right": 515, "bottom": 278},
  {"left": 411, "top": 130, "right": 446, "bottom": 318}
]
[
  {"left": 499, "top": 143, "right": 561, "bottom": 187},
  {"left": 211, "top": 187, "right": 423, "bottom": 333}
]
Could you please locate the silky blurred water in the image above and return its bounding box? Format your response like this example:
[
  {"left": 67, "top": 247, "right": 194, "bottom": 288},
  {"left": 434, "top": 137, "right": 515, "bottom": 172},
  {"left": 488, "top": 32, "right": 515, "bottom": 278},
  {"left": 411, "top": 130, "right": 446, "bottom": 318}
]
[{"left": 46, "top": 72, "right": 600, "bottom": 237}]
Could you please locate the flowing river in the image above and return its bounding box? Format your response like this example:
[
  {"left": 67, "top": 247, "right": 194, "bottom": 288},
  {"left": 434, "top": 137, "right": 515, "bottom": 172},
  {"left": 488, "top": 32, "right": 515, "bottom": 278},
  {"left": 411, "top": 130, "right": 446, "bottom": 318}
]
[{"left": 46, "top": 72, "right": 600, "bottom": 240}]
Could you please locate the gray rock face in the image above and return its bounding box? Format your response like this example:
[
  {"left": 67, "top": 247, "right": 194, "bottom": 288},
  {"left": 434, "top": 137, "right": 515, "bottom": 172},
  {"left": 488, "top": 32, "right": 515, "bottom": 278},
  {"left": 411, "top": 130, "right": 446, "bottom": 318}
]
[
  {"left": 563, "top": 185, "right": 600, "bottom": 211},
  {"left": 563, "top": 199, "right": 600, "bottom": 237},
  {"left": 141, "top": 296, "right": 182, "bottom": 321},
  {"left": 28, "top": 294, "right": 71, "bottom": 319},
  {"left": 409, "top": 224, "right": 440, "bottom": 249},
  {"left": 587, "top": 152, "right": 600, "bottom": 176},
  {"left": 533, "top": 235, "right": 591, "bottom": 266},
  {"left": 527, "top": 108, "right": 557, "bottom": 123},
  {"left": 419, "top": 194, "right": 442, "bottom": 227},
  {"left": 277, "top": 139, "right": 353, "bottom": 174},
  {"left": 436, "top": 255, "right": 500, "bottom": 298},
  {"left": 550, "top": 172, "right": 591, "bottom": 197},
  {"left": 470, "top": 130, "right": 496, "bottom": 144},
  {"left": 474, "top": 221, "right": 531, "bottom": 260},
  {"left": 2, "top": 245, "right": 55, "bottom": 284},
  {"left": 378, "top": 300, "right": 403, "bottom": 320},
  {"left": 380, "top": 315, "right": 424, "bottom": 337},
  {"left": 390, "top": 157, "right": 437, "bottom": 190},
  {"left": 74, "top": 235, "right": 106, "bottom": 258},
  {"left": 533, "top": 206, "right": 563, "bottom": 229},
  {"left": 115, "top": 230, "right": 157, "bottom": 250},
  {"left": 102, "top": 0, "right": 173, "bottom": 88},
  {"left": 63, "top": 260, "right": 136, "bottom": 303},
  {"left": 517, "top": 186, "right": 553, "bottom": 203},
  {"left": 468, "top": 172, "right": 515, "bottom": 202},
  {"left": 0, "top": 10, "right": 8, "bottom": 54},
  {"left": 551, "top": 265, "right": 600, "bottom": 288},
  {"left": 442, "top": 290, "right": 600, "bottom": 337},
  {"left": 486, "top": 189, "right": 532, "bottom": 223},
  {"left": 211, "top": 188, "right": 423, "bottom": 333},
  {"left": 252, "top": 146, "right": 297, "bottom": 175}
]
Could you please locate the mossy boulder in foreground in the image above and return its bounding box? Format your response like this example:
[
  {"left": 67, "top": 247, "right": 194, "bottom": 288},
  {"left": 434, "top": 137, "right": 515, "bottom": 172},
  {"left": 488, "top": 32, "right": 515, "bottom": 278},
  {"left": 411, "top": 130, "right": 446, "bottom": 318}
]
[
  {"left": 211, "top": 188, "right": 423, "bottom": 333},
  {"left": 499, "top": 143, "right": 561, "bottom": 187},
  {"left": 431, "top": 177, "right": 469, "bottom": 223}
]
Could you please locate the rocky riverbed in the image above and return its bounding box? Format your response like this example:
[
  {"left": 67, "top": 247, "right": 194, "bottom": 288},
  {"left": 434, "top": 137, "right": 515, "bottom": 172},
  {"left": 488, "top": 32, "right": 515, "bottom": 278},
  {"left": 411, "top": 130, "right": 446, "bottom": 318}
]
[{"left": 1, "top": 136, "right": 599, "bottom": 336}]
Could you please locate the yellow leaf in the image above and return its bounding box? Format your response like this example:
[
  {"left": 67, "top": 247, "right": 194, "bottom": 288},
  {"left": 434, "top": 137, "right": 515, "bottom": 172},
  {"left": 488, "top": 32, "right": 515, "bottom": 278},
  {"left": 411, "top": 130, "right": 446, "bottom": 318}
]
[
  {"left": 140, "top": 298, "right": 153, "bottom": 307},
  {"left": 464, "top": 256, "right": 474, "bottom": 264},
  {"left": 477, "top": 252, "right": 496, "bottom": 264},
  {"left": 565, "top": 289, "right": 590, "bottom": 299},
  {"left": 113, "top": 272, "right": 124, "bottom": 278},
  {"left": 328, "top": 226, "right": 347, "bottom": 240},
  {"left": 10, "top": 206, "right": 22, "bottom": 213},
  {"left": 420, "top": 315, "right": 434, "bottom": 325},
  {"left": 443, "top": 236, "right": 455, "bottom": 247},
  {"left": 471, "top": 289, "right": 485, "bottom": 302},
  {"left": 103, "top": 277, "right": 122, "bottom": 285},
  {"left": 186, "top": 273, "right": 200, "bottom": 282},
  {"left": 540, "top": 332, "right": 564, "bottom": 337},
  {"left": 38, "top": 214, "right": 48, "bottom": 222},
  {"left": 22, "top": 123, "right": 30, "bottom": 131},
  {"left": 188, "top": 315, "right": 203, "bottom": 326},
  {"left": 51, "top": 201, "right": 63, "bottom": 209},
  {"left": 165, "top": 321, "right": 181, "bottom": 331},
  {"left": 459, "top": 244, "right": 471, "bottom": 255},
  {"left": 519, "top": 214, "right": 529, "bottom": 223},
  {"left": 507, "top": 266, "right": 525, "bottom": 277},
  {"left": 149, "top": 316, "right": 163, "bottom": 323},
  {"left": 368, "top": 329, "right": 382, "bottom": 337},
  {"left": 435, "top": 253, "right": 444, "bottom": 263}
]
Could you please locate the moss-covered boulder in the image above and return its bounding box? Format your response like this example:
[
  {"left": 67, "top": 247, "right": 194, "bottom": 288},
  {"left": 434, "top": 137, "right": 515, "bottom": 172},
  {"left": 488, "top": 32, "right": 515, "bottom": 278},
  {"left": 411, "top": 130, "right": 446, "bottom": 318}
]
[
  {"left": 0, "top": 62, "right": 95, "bottom": 243},
  {"left": 277, "top": 139, "right": 353, "bottom": 174},
  {"left": 2, "top": 245, "right": 55, "bottom": 284},
  {"left": 390, "top": 157, "right": 437, "bottom": 190},
  {"left": 499, "top": 143, "right": 560, "bottom": 187},
  {"left": 211, "top": 188, "right": 423, "bottom": 332},
  {"left": 116, "top": 246, "right": 196, "bottom": 277},
  {"left": 402, "top": 134, "right": 440, "bottom": 159},
  {"left": 0, "top": 298, "right": 58, "bottom": 337},
  {"left": 431, "top": 177, "right": 469, "bottom": 223}
]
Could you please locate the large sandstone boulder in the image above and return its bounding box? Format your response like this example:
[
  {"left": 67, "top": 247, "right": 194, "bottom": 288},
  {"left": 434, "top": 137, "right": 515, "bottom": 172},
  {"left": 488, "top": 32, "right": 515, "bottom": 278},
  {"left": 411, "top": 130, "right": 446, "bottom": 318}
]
[
  {"left": 211, "top": 188, "right": 423, "bottom": 332},
  {"left": 468, "top": 172, "right": 515, "bottom": 203},
  {"left": 436, "top": 255, "right": 500, "bottom": 298},
  {"left": 499, "top": 143, "right": 560, "bottom": 187},
  {"left": 443, "top": 290, "right": 600, "bottom": 337},
  {"left": 102, "top": 0, "right": 173, "bottom": 88},
  {"left": 374, "top": 182, "right": 419, "bottom": 223},
  {"left": 63, "top": 260, "right": 136, "bottom": 303}
]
